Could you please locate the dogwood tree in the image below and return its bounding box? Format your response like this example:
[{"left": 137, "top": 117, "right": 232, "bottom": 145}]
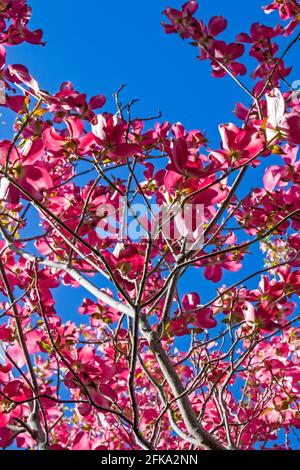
[{"left": 0, "top": 0, "right": 299, "bottom": 451}]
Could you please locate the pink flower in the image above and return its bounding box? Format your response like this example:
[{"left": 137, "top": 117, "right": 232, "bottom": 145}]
[
  {"left": 237, "top": 23, "right": 282, "bottom": 45},
  {"left": 78, "top": 296, "right": 120, "bottom": 324},
  {"left": 266, "top": 88, "right": 300, "bottom": 144},
  {"left": 43, "top": 116, "right": 95, "bottom": 154},
  {"left": 0, "top": 139, "right": 52, "bottom": 204},
  {"left": 205, "top": 41, "right": 246, "bottom": 78},
  {"left": 264, "top": 144, "right": 300, "bottom": 192},
  {"left": 196, "top": 16, "right": 228, "bottom": 49},
  {"left": 283, "top": 113, "right": 300, "bottom": 144},
  {"left": 91, "top": 114, "right": 142, "bottom": 160},
  {"left": 162, "top": 1, "right": 200, "bottom": 39},
  {"left": 204, "top": 264, "right": 223, "bottom": 283},
  {"left": 191, "top": 308, "right": 217, "bottom": 329},
  {"left": 255, "top": 306, "right": 279, "bottom": 332},
  {"left": 205, "top": 16, "right": 227, "bottom": 37},
  {"left": 89, "top": 94, "right": 106, "bottom": 110},
  {"left": 0, "top": 48, "right": 28, "bottom": 113},
  {"left": 0, "top": 44, "right": 5, "bottom": 71},
  {"left": 0, "top": 0, "right": 44, "bottom": 46},
  {"left": 182, "top": 292, "right": 201, "bottom": 310},
  {"left": 0, "top": 428, "right": 14, "bottom": 449},
  {"left": 112, "top": 243, "right": 144, "bottom": 275},
  {"left": 182, "top": 293, "right": 217, "bottom": 329},
  {"left": 263, "top": 0, "right": 300, "bottom": 20},
  {"left": 210, "top": 123, "right": 264, "bottom": 168},
  {"left": 49, "top": 81, "right": 87, "bottom": 114},
  {"left": 164, "top": 169, "right": 227, "bottom": 206},
  {"left": 242, "top": 301, "right": 256, "bottom": 324},
  {"left": 204, "top": 259, "right": 242, "bottom": 283},
  {"left": 72, "top": 432, "right": 91, "bottom": 450},
  {"left": 167, "top": 123, "right": 207, "bottom": 177}
]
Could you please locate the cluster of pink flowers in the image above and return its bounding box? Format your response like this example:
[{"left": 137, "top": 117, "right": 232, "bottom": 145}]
[
  {"left": 0, "top": 0, "right": 44, "bottom": 45},
  {"left": 163, "top": 1, "right": 246, "bottom": 77}
]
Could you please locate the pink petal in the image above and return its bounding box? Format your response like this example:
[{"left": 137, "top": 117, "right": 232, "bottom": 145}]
[
  {"left": 23, "top": 138, "right": 44, "bottom": 164},
  {"left": 43, "top": 127, "right": 65, "bottom": 152},
  {"left": 7, "top": 64, "right": 40, "bottom": 96},
  {"left": 109, "top": 143, "right": 141, "bottom": 158},
  {"left": 89, "top": 94, "right": 107, "bottom": 110},
  {"left": 208, "top": 16, "right": 227, "bottom": 36},
  {"left": 191, "top": 308, "right": 217, "bottom": 329},
  {"left": 263, "top": 165, "right": 282, "bottom": 192},
  {"left": 243, "top": 301, "right": 255, "bottom": 323},
  {"left": 182, "top": 292, "right": 201, "bottom": 310},
  {"left": 204, "top": 264, "right": 222, "bottom": 282},
  {"left": 65, "top": 116, "right": 84, "bottom": 140},
  {"left": 219, "top": 123, "right": 239, "bottom": 151},
  {"left": 91, "top": 114, "right": 107, "bottom": 140},
  {"left": 284, "top": 112, "right": 300, "bottom": 144},
  {"left": 266, "top": 87, "right": 285, "bottom": 129},
  {"left": 0, "top": 45, "right": 6, "bottom": 70}
]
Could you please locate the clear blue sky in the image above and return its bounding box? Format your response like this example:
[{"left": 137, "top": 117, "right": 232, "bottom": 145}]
[{"left": 4, "top": 1, "right": 300, "bottom": 319}]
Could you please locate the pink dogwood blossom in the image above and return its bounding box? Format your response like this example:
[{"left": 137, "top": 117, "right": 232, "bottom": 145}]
[{"left": 266, "top": 87, "right": 300, "bottom": 144}]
